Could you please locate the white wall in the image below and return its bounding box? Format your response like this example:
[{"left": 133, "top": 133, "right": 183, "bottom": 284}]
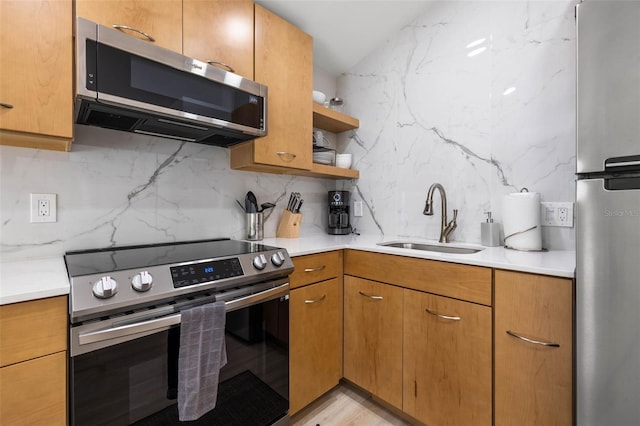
[{"left": 336, "top": 0, "right": 577, "bottom": 249}]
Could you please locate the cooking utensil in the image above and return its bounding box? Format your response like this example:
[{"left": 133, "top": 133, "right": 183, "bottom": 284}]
[
  {"left": 245, "top": 191, "right": 258, "bottom": 213},
  {"left": 235, "top": 199, "right": 246, "bottom": 213},
  {"left": 259, "top": 202, "right": 276, "bottom": 212}
]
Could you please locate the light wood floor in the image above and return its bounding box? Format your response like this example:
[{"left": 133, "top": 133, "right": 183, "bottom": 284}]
[{"left": 291, "top": 383, "right": 412, "bottom": 426}]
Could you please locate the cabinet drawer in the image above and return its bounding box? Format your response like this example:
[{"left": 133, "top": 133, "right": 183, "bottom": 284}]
[
  {"left": 344, "top": 250, "right": 492, "bottom": 306},
  {"left": 290, "top": 251, "right": 342, "bottom": 289},
  {"left": 0, "top": 296, "right": 67, "bottom": 367},
  {"left": 0, "top": 351, "right": 67, "bottom": 425}
]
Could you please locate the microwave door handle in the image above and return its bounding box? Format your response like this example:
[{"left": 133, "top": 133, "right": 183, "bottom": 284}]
[
  {"left": 112, "top": 24, "right": 156, "bottom": 42},
  {"left": 78, "top": 283, "right": 290, "bottom": 346},
  {"left": 206, "top": 60, "right": 235, "bottom": 73}
]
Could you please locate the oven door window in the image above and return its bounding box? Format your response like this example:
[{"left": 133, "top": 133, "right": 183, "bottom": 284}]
[{"left": 70, "top": 300, "right": 288, "bottom": 425}]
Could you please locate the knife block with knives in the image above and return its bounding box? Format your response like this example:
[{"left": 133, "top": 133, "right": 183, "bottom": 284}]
[{"left": 277, "top": 192, "right": 303, "bottom": 238}]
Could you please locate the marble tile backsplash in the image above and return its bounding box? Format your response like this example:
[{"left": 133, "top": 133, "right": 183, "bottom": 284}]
[
  {"left": 336, "top": 0, "right": 577, "bottom": 250},
  {"left": 0, "top": 126, "right": 333, "bottom": 261}
]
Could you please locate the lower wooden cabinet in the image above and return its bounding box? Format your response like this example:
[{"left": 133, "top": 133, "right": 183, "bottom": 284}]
[
  {"left": 289, "top": 278, "right": 342, "bottom": 414},
  {"left": 0, "top": 296, "right": 68, "bottom": 424},
  {"left": 494, "top": 270, "right": 573, "bottom": 426},
  {"left": 343, "top": 276, "right": 403, "bottom": 410},
  {"left": 0, "top": 351, "right": 67, "bottom": 425},
  {"left": 403, "top": 289, "right": 492, "bottom": 426}
]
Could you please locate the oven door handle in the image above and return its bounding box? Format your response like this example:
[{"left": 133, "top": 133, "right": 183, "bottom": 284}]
[{"left": 78, "top": 283, "right": 290, "bottom": 346}]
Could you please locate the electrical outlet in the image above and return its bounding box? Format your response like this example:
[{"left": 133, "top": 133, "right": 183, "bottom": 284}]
[
  {"left": 353, "top": 200, "right": 364, "bottom": 217},
  {"left": 30, "top": 193, "right": 57, "bottom": 223},
  {"left": 541, "top": 202, "right": 573, "bottom": 227}
]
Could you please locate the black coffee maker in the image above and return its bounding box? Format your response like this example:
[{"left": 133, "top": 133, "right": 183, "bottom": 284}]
[{"left": 328, "top": 191, "right": 351, "bottom": 235}]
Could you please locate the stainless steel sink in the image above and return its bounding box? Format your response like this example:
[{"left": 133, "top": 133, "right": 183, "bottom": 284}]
[{"left": 377, "top": 241, "right": 484, "bottom": 254}]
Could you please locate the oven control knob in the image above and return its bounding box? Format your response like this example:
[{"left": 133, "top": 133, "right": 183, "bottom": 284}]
[
  {"left": 131, "top": 271, "right": 153, "bottom": 292},
  {"left": 93, "top": 276, "right": 118, "bottom": 299},
  {"left": 271, "top": 252, "right": 285, "bottom": 267},
  {"left": 253, "top": 254, "right": 267, "bottom": 270}
]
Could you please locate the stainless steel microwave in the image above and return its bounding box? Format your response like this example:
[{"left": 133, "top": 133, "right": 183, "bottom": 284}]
[{"left": 75, "top": 18, "right": 267, "bottom": 147}]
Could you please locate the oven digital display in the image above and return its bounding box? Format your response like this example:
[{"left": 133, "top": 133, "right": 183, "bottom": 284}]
[{"left": 170, "top": 258, "right": 243, "bottom": 288}]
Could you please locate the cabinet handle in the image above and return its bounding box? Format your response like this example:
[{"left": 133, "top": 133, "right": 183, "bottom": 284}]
[
  {"left": 1, "top": 103, "right": 14, "bottom": 109},
  {"left": 425, "top": 308, "right": 461, "bottom": 321},
  {"left": 112, "top": 24, "right": 156, "bottom": 42},
  {"left": 304, "top": 294, "right": 326, "bottom": 304},
  {"left": 304, "top": 265, "right": 325, "bottom": 273},
  {"left": 276, "top": 151, "right": 297, "bottom": 162},
  {"left": 206, "top": 60, "right": 235, "bottom": 73},
  {"left": 506, "top": 330, "right": 560, "bottom": 347},
  {"left": 358, "top": 291, "right": 383, "bottom": 300}
]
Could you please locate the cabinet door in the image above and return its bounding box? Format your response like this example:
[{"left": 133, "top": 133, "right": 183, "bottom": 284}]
[
  {"left": 494, "top": 270, "right": 573, "bottom": 426},
  {"left": 183, "top": 0, "right": 254, "bottom": 80},
  {"left": 289, "top": 278, "right": 342, "bottom": 414},
  {"left": 0, "top": 351, "right": 67, "bottom": 425},
  {"left": 343, "top": 276, "right": 403, "bottom": 409},
  {"left": 250, "top": 4, "right": 312, "bottom": 170},
  {"left": 75, "top": 0, "right": 182, "bottom": 52},
  {"left": 0, "top": 0, "right": 72, "bottom": 144},
  {"left": 403, "top": 289, "right": 492, "bottom": 426}
]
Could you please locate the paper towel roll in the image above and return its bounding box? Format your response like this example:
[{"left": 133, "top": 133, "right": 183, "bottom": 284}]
[{"left": 502, "top": 191, "right": 542, "bottom": 250}]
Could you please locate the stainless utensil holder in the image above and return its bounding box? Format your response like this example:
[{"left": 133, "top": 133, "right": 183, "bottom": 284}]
[{"left": 246, "top": 212, "right": 264, "bottom": 241}]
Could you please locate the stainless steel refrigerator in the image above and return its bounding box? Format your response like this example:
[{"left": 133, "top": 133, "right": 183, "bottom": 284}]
[{"left": 576, "top": 1, "right": 640, "bottom": 425}]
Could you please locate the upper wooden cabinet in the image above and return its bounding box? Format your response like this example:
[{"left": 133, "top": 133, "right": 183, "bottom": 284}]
[
  {"left": 230, "top": 4, "right": 313, "bottom": 173},
  {"left": 183, "top": 0, "right": 254, "bottom": 79},
  {"left": 0, "top": 0, "right": 73, "bottom": 151},
  {"left": 75, "top": 0, "right": 182, "bottom": 52},
  {"left": 494, "top": 270, "right": 573, "bottom": 426}
]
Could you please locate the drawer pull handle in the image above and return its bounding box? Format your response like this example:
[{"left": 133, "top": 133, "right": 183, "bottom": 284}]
[
  {"left": 112, "top": 24, "right": 156, "bottom": 42},
  {"left": 358, "top": 291, "right": 383, "bottom": 300},
  {"left": 425, "top": 308, "right": 461, "bottom": 321},
  {"left": 1, "top": 102, "right": 14, "bottom": 109},
  {"left": 206, "top": 60, "right": 235, "bottom": 73},
  {"left": 304, "top": 265, "right": 325, "bottom": 273},
  {"left": 506, "top": 330, "right": 560, "bottom": 347},
  {"left": 304, "top": 294, "right": 326, "bottom": 304},
  {"left": 276, "top": 151, "right": 297, "bottom": 161}
]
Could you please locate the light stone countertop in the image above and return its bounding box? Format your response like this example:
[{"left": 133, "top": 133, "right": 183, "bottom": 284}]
[
  {"left": 0, "top": 234, "right": 575, "bottom": 306},
  {"left": 0, "top": 257, "right": 70, "bottom": 306}
]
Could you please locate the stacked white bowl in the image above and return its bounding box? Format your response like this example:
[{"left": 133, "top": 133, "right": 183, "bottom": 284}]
[{"left": 335, "top": 153, "right": 352, "bottom": 169}]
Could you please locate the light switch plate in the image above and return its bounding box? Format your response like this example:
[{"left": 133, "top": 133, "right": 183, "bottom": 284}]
[
  {"left": 353, "top": 200, "right": 363, "bottom": 217},
  {"left": 541, "top": 202, "right": 573, "bottom": 227}
]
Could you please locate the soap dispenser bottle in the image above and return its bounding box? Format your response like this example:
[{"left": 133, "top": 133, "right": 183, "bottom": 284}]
[{"left": 481, "top": 212, "right": 501, "bottom": 247}]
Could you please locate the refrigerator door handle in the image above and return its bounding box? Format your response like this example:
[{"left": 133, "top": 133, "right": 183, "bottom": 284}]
[{"left": 605, "top": 156, "right": 640, "bottom": 169}]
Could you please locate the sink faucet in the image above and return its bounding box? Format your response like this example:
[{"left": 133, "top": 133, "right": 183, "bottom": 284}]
[{"left": 423, "top": 183, "right": 458, "bottom": 243}]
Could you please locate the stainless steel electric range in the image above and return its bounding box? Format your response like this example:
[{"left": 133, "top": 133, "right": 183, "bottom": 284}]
[{"left": 65, "top": 238, "right": 294, "bottom": 426}]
